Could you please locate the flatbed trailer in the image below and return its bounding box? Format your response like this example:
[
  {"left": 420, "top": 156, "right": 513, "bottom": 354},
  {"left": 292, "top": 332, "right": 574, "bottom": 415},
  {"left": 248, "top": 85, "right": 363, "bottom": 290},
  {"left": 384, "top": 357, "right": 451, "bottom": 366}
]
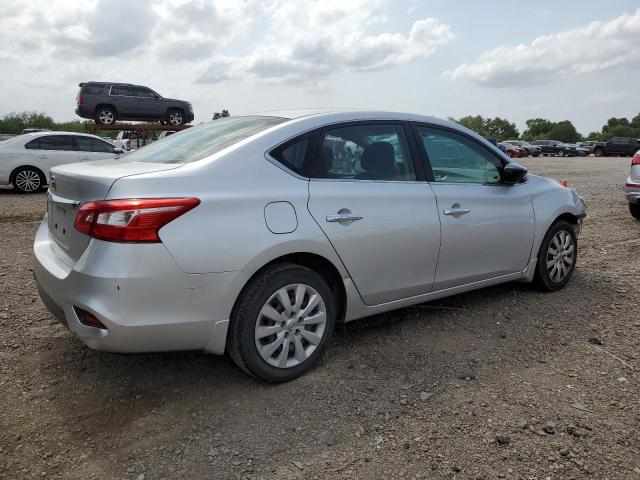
[{"left": 85, "top": 123, "right": 191, "bottom": 147}]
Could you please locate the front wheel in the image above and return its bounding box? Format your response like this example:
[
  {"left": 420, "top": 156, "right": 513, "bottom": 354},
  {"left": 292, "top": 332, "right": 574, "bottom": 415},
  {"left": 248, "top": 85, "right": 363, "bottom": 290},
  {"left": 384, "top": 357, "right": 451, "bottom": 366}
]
[
  {"left": 166, "top": 109, "right": 185, "bottom": 126},
  {"left": 533, "top": 220, "right": 577, "bottom": 291},
  {"left": 630, "top": 203, "right": 640, "bottom": 220},
  {"left": 227, "top": 263, "right": 336, "bottom": 382}
]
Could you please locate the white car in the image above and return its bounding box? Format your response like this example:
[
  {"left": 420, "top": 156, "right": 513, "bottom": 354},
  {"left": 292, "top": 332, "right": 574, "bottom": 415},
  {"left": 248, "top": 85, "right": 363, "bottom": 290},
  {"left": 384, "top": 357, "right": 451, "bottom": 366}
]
[{"left": 0, "top": 132, "right": 123, "bottom": 193}]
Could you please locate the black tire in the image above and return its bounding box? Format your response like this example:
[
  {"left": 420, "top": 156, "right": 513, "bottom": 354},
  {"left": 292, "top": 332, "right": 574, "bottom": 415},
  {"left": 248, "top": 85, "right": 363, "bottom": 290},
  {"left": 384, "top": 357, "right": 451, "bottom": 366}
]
[
  {"left": 12, "top": 167, "right": 45, "bottom": 194},
  {"left": 166, "top": 109, "right": 185, "bottom": 126},
  {"left": 95, "top": 106, "right": 116, "bottom": 125},
  {"left": 227, "top": 263, "right": 336, "bottom": 382},
  {"left": 630, "top": 203, "right": 640, "bottom": 220},
  {"left": 594, "top": 148, "right": 604, "bottom": 157},
  {"left": 533, "top": 220, "right": 578, "bottom": 291}
]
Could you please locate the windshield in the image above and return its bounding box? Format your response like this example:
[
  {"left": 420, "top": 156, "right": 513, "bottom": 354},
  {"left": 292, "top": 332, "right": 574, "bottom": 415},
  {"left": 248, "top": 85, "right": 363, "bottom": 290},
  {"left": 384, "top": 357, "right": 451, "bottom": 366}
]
[{"left": 123, "top": 116, "right": 287, "bottom": 164}]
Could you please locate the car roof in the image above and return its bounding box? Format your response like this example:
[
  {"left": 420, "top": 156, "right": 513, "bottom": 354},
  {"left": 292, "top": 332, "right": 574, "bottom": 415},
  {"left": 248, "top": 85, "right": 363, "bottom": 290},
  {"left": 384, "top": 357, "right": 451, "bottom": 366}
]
[
  {"left": 247, "top": 109, "right": 456, "bottom": 125},
  {"left": 23, "top": 131, "right": 109, "bottom": 140}
]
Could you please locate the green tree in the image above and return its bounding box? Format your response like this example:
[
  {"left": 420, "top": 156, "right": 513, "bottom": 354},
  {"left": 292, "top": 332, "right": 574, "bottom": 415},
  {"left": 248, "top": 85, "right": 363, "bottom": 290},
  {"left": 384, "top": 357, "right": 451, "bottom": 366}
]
[
  {"left": 456, "top": 115, "right": 486, "bottom": 134},
  {"left": 484, "top": 117, "right": 519, "bottom": 141},
  {"left": 456, "top": 115, "right": 518, "bottom": 141},
  {"left": 0, "top": 111, "right": 56, "bottom": 134},
  {"left": 547, "top": 120, "right": 580, "bottom": 143},
  {"left": 212, "top": 109, "right": 230, "bottom": 120},
  {"left": 522, "top": 118, "right": 554, "bottom": 141}
]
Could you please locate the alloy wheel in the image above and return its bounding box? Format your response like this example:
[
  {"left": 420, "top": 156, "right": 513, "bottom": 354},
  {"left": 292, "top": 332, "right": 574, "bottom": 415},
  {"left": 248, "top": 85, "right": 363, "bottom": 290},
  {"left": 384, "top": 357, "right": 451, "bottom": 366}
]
[
  {"left": 15, "top": 170, "right": 41, "bottom": 192},
  {"left": 98, "top": 110, "right": 114, "bottom": 124},
  {"left": 546, "top": 230, "right": 575, "bottom": 282},
  {"left": 169, "top": 112, "right": 183, "bottom": 126},
  {"left": 254, "top": 283, "right": 327, "bottom": 369}
]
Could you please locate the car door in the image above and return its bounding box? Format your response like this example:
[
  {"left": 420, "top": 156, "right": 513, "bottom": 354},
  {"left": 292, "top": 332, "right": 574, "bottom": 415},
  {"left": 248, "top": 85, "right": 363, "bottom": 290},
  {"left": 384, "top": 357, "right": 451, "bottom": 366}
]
[
  {"left": 73, "top": 136, "right": 119, "bottom": 161},
  {"left": 26, "top": 135, "right": 80, "bottom": 179},
  {"left": 414, "top": 124, "right": 534, "bottom": 290},
  {"left": 109, "top": 85, "right": 138, "bottom": 117},
  {"left": 306, "top": 122, "right": 441, "bottom": 305},
  {"left": 133, "top": 87, "right": 162, "bottom": 119}
]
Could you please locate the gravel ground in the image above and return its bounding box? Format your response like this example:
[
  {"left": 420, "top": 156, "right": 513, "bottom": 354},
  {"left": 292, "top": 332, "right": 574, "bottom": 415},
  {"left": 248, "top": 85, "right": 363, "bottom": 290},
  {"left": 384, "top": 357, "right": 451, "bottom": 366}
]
[{"left": 1, "top": 156, "right": 639, "bottom": 480}]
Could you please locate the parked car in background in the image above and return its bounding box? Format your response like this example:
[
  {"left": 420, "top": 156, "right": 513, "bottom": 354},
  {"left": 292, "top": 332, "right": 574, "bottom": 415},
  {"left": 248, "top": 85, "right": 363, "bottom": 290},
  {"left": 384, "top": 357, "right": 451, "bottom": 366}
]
[
  {"left": 157, "top": 131, "right": 176, "bottom": 140},
  {"left": 577, "top": 141, "right": 603, "bottom": 153},
  {"left": 593, "top": 137, "right": 640, "bottom": 157},
  {"left": 22, "top": 128, "right": 51, "bottom": 134},
  {"left": 113, "top": 130, "right": 162, "bottom": 151},
  {"left": 498, "top": 142, "right": 526, "bottom": 158},
  {"left": 75, "top": 82, "right": 194, "bottom": 126},
  {"left": 624, "top": 151, "right": 640, "bottom": 219},
  {"left": 531, "top": 140, "right": 576, "bottom": 156},
  {"left": 503, "top": 140, "right": 541, "bottom": 157},
  {"left": 34, "top": 111, "right": 585, "bottom": 382},
  {"left": 563, "top": 144, "right": 590, "bottom": 157},
  {"left": 0, "top": 132, "right": 123, "bottom": 193}
]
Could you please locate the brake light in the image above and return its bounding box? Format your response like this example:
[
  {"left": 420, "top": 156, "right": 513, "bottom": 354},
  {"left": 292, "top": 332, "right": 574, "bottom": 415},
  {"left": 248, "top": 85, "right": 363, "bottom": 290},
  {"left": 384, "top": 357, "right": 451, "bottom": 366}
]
[
  {"left": 77, "top": 93, "right": 84, "bottom": 105},
  {"left": 632, "top": 153, "right": 640, "bottom": 166},
  {"left": 74, "top": 198, "right": 200, "bottom": 243}
]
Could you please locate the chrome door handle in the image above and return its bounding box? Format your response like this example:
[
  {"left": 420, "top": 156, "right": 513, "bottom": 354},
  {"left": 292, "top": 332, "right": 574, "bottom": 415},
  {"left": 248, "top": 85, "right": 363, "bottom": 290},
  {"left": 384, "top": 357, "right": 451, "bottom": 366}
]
[
  {"left": 39, "top": 154, "right": 47, "bottom": 159},
  {"left": 443, "top": 207, "right": 471, "bottom": 217},
  {"left": 326, "top": 213, "right": 363, "bottom": 223}
]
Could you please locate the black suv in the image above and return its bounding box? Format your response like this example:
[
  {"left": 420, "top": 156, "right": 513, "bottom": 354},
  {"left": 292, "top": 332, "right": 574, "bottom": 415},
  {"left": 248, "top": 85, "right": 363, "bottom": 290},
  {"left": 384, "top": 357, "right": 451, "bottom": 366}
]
[
  {"left": 76, "top": 82, "right": 194, "bottom": 126},
  {"left": 531, "top": 140, "right": 575, "bottom": 156},
  {"left": 593, "top": 137, "right": 640, "bottom": 157}
]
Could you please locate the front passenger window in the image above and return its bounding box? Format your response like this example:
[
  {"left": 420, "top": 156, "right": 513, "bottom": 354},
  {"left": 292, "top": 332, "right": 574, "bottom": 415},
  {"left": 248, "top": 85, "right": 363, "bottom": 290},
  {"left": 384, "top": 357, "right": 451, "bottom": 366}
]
[{"left": 417, "top": 127, "right": 502, "bottom": 184}]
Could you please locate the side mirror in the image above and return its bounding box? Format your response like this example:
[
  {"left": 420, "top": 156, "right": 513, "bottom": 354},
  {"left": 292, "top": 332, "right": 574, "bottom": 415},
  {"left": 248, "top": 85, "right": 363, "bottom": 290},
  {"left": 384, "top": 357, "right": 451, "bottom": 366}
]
[
  {"left": 501, "top": 163, "right": 527, "bottom": 184},
  {"left": 114, "top": 147, "right": 124, "bottom": 154}
]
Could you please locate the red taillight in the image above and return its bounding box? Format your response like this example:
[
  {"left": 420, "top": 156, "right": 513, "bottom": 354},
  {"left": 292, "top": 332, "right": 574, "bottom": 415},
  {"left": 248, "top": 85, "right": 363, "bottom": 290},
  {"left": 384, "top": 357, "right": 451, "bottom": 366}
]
[
  {"left": 632, "top": 153, "right": 640, "bottom": 166},
  {"left": 74, "top": 198, "right": 200, "bottom": 243},
  {"left": 77, "top": 93, "right": 84, "bottom": 105}
]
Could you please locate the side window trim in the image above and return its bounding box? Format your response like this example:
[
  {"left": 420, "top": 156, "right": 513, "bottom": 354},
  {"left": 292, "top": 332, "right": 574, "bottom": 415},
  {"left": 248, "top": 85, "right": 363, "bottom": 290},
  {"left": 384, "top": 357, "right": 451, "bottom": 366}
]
[
  {"left": 311, "top": 120, "right": 425, "bottom": 182},
  {"left": 412, "top": 122, "right": 507, "bottom": 186}
]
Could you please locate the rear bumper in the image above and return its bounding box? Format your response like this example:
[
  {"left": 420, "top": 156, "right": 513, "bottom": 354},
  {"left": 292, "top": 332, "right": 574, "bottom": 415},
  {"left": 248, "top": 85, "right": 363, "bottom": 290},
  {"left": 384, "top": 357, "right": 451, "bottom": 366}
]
[
  {"left": 625, "top": 180, "right": 640, "bottom": 203},
  {"left": 33, "top": 216, "right": 247, "bottom": 354},
  {"left": 75, "top": 105, "right": 93, "bottom": 119}
]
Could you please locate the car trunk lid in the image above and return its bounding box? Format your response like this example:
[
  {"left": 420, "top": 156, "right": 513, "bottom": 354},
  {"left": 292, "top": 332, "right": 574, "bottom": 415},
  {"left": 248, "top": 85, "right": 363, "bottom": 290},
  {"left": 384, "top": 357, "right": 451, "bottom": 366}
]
[{"left": 47, "top": 159, "right": 182, "bottom": 266}]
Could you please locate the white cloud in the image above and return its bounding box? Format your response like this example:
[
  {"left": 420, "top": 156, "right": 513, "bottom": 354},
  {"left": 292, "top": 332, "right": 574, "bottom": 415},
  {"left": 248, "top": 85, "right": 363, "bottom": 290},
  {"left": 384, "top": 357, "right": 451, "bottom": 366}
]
[
  {"left": 583, "top": 91, "right": 634, "bottom": 107},
  {"left": 445, "top": 9, "right": 640, "bottom": 87},
  {"left": 198, "top": 0, "right": 455, "bottom": 85}
]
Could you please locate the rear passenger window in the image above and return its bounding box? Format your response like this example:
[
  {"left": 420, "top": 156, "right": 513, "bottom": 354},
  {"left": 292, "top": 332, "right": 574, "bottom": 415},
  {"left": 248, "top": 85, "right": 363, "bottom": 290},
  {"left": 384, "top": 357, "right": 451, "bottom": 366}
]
[
  {"left": 312, "top": 124, "right": 416, "bottom": 181},
  {"left": 269, "top": 130, "right": 319, "bottom": 176},
  {"left": 32, "top": 136, "right": 75, "bottom": 151},
  {"left": 110, "top": 86, "right": 134, "bottom": 96}
]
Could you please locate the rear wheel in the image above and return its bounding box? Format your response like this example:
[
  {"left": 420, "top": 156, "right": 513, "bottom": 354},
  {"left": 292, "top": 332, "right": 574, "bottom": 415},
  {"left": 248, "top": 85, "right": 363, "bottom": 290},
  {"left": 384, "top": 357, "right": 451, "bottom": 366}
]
[
  {"left": 12, "top": 167, "right": 44, "bottom": 193},
  {"left": 95, "top": 107, "right": 116, "bottom": 125},
  {"left": 630, "top": 203, "right": 640, "bottom": 220},
  {"left": 533, "top": 220, "right": 577, "bottom": 291},
  {"left": 594, "top": 148, "right": 604, "bottom": 157},
  {"left": 227, "top": 263, "right": 336, "bottom": 382}
]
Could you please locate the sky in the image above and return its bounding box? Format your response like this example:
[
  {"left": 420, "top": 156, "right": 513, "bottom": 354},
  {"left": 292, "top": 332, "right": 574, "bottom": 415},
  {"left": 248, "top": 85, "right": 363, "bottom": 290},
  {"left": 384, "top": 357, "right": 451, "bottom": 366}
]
[{"left": 0, "top": 0, "right": 639, "bottom": 135}]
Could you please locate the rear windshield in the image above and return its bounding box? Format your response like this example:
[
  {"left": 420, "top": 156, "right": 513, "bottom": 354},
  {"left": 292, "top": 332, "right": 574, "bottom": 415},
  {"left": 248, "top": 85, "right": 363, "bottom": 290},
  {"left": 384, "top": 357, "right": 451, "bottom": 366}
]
[{"left": 123, "top": 116, "right": 287, "bottom": 164}]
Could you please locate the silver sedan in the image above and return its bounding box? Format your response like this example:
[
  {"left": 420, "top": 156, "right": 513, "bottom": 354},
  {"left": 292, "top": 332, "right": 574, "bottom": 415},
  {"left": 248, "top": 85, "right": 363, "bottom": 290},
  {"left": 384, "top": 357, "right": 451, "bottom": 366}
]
[{"left": 34, "top": 111, "right": 586, "bottom": 381}]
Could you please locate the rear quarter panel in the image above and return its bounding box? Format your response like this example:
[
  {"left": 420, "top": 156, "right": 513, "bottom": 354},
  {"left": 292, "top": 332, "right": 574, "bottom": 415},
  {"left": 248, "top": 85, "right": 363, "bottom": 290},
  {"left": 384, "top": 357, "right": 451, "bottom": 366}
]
[{"left": 105, "top": 137, "right": 348, "bottom": 279}]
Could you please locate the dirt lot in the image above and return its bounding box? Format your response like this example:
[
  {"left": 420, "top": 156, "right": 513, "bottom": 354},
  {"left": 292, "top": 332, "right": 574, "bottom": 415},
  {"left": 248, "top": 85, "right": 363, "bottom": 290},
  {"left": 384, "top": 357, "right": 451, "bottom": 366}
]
[{"left": 1, "top": 156, "right": 639, "bottom": 480}]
